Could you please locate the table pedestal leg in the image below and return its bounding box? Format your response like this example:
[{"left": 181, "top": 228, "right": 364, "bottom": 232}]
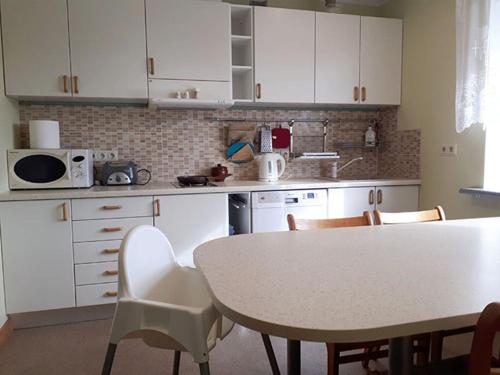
[
  {"left": 287, "top": 339, "right": 301, "bottom": 375},
  {"left": 389, "top": 336, "right": 413, "bottom": 375}
]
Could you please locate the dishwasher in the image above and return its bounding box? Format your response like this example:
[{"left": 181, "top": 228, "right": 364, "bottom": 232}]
[{"left": 251, "top": 190, "right": 328, "bottom": 233}]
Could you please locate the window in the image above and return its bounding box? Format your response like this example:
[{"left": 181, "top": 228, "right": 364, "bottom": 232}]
[{"left": 456, "top": 0, "right": 500, "bottom": 190}]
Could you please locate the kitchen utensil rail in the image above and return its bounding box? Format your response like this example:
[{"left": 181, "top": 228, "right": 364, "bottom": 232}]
[{"left": 204, "top": 117, "right": 329, "bottom": 125}]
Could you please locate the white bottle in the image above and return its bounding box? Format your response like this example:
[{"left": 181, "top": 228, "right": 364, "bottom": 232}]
[{"left": 365, "top": 125, "right": 376, "bottom": 147}]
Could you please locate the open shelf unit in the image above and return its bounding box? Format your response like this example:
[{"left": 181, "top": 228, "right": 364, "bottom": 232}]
[{"left": 230, "top": 5, "right": 254, "bottom": 102}]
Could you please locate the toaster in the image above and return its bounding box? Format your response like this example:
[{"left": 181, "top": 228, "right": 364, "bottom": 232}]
[{"left": 101, "top": 161, "right": 138, "bottom": 185}]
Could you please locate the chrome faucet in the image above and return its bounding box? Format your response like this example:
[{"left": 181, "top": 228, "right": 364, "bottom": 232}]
[{"left": 331, "top": 157, "right": 363, "bottom": 179}]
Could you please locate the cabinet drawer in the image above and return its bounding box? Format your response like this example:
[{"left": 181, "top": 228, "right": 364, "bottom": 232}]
[
  {"left": 75, "top": 261, "right": 119, "bottom": 286},
  {"left": 73, "top": 217, "right": 153, "bottom": 242},
  {"left": 76, "top": 283, "right": 118, "bottom": 307},
  {"left": 73, "top": 240, "right": 122, "bottom": 264},
  {"left": 72, "top": 197, "right": 153, "bottom": 220}
]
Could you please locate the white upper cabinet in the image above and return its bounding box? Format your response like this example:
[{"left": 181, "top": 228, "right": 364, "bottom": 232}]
[
  {"left": 1, "top": 0, "right": 72, "bottom": 97},
  {"left": 315, "top": 13, "right": 361, "bottom": 105},
  {"left": 254, "top": 7, "right": 315, "bottom": 103},
  {"left": 67, "top": 0, "right": 148, "bottom": 100},
  {"left": 146, "top": 0, "right": 231, "bottom": 82},
  {"left": 360, "top": 17, "right": 403, "bottom": 105}
]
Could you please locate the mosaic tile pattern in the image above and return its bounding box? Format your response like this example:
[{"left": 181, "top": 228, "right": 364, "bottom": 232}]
[
  {"left": 377, "top": 109, "right": 421, "bottom": 179},
  {"left": 18, "top": 105, "right": 420, "bottom": 182}
]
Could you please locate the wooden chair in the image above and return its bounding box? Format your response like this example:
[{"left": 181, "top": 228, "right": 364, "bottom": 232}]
[
  {"left": 374, "top": 206, "right": 476, "bottom": 362},
  {"left": 413, "top": 302, "right": 500, "bottom": 375},
  {"left": 374, "top": 205, "right": 446, "bottom": 225},
  {"left": 287, "top": 211, "right": 374, "bottom": 230},
  {"left": 261, "top": 212, "right": 428, "bottom": 375}
]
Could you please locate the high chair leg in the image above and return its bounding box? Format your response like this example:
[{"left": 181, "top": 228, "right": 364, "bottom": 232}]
[
  {"left": 199, "top": 362, "right": 210, "bottom": 375},
  {"left": 261, "top": 333, "right": 281, "bottom": 375},
  {"left": 101, "top": 343, "right": 117, "bottom": 375},
  {"left": 173, "top": 351, "right": 181, "bottom": 375}
]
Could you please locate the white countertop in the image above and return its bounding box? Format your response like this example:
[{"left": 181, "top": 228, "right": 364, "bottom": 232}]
[
  {"left": 0, "top": 178, "right": 421, "bottom": 202},
  {"left": 194, "top": 217, "right": 500, "bottom": 343}
]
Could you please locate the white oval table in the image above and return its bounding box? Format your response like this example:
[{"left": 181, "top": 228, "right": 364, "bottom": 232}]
[{"left": 194, "top": 217, "right": 500, "bottom": 374}]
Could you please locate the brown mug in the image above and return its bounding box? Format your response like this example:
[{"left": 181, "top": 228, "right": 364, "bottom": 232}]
[{"left": 211, "top": 164, "right": 232, "bottom": 182}]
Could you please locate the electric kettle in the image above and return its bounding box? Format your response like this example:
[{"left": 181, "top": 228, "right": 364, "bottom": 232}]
[{"left": 256, "top": 153, "right": 286, "bottom": 182}]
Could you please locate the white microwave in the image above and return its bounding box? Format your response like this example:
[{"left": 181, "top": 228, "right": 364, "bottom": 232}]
[{"left": 7, "top": 149, "right": 94, "bottom": 190}]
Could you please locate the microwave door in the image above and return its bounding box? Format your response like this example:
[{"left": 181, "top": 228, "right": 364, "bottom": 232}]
[{"left": 12, "top": 153, "right": 71, "bottom": 188}]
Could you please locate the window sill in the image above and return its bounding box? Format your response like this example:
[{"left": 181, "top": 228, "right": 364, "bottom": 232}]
[{"left": 460, "top": 187, "right": 500, "bottom": 197}]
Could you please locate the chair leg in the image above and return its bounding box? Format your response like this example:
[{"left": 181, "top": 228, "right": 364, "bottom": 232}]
[
  {"left": 326, "top": 343, "right": 340, "bottom": 375},
  {"left": 172, "top": 351, "right": 181, "bottom": 375},
  {"left": 199, "top": 362, "right": 210, "bottom": 375},
  {"left": 416, "top": 335, "right": 430, "bottom": 365},
  {"left": 261, "top": 333, "right": 281, "bottom": 375},
  {"left": 101, "top": 343, "right": 118, "bottom": 375},
  {"left": 362, "top": 346, "right": 374, "bottom": 369},
  {"left": 430, "top": 332, "right": 443, "bottom": 362}
]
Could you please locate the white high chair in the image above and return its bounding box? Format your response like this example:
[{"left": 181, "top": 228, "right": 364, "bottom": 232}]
[{"left": 101, "top": 225, "right": 233, "bottom": 375}]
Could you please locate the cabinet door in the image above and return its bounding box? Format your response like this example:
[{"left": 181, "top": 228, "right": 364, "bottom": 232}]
[
  {"left": 375, "top": 186, "right": 420, "bottom": 213},
  {"left": 1, "top": 0, "right": 71, "bottom": 97},
  {"left": 315, "top": 13, "right": 360, "bottom": 104},
  {"left": 146, "top": 0, "right": 231, "bottom": 81},
  {"left": 360, "top": 17, "right": 402, "bottom": 105},
  {"left": 0, "top": 200, "right": 75, "bottom": 313},
  {"left": 254, "top": 7, "right": 315, "bottom": 103},
  {"left": 68, "top": 0, "right": 148, "bottom": 100},
  {"left": 154, "top": 194, "right": 228, "bottom": 267},
  {"left": 328, "top": 187, "right": 375, "bottom": 219}
]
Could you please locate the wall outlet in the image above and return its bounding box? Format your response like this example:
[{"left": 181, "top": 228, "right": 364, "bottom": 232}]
[
  {"left": 440, "top": 144, "right": 458, "bottom": 157},
  {"left": 92, "top": 150, "right": 119, "bottom": 162},
  {"left": 106, "top": 150, "right": 119, "bottom": 161}
]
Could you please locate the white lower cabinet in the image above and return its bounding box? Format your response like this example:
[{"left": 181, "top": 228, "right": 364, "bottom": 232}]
[
  {"left": 71, "top": 197, "right": 154, "bottom": 307},
  {"left": 328, "top": 187, "right": 375, "bottom": 218},
  {"left": 375, "top": 186, "right": 420, "bottom": 213},
  {"left": 328, "top": 185, "right": 419, "bottom": 218},
  {"left": 0, "top": 200, "right": 75, "bottom": 313},
  {"left": 76, "top": 283, "right": 118, "bottom": 307},
  {"left": 0, "top": 187, "right": 418, "bottom": 313},
  {"left": 154, "top": 194, "right": 229, "bottom": 267},
  {"left": 75, "top": 262, "right": 119, "bottom": 286}
]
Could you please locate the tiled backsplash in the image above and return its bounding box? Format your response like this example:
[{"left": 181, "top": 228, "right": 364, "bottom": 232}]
[{"left": 18, "top": 104, "right": 420, "bottom": 182}]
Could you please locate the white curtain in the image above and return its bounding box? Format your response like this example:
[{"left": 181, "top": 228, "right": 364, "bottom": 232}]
[{"left": 456, "top": 0, "right": 500, "bottom": 133}]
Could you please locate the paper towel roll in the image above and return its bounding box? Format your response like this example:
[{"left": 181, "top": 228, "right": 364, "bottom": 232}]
[{"left": 29, "top": 120, "right": 60, "bottom": 149}]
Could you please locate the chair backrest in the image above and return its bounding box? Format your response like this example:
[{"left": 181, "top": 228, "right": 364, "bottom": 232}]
[
  {"left": 469, "top": 302, "right": 500, "bottom": 375},
  {"left": 287, "top": 211, "right": 373, "bottom": 231},
  {"left": 374, "top": 206, "right": 446, "bottom": 225},
  {"left": 118, "top": 225, "right": 179, "bottom": 299}
]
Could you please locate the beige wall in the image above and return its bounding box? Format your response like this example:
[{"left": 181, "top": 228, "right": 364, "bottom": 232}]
[
  {"left": 0, "top": 36, "right": 18, "bottom": 191},
  {"left": 0, "top": 26, "right": 19, "bottom": 327},
  {"left": 224, "top": 0, "right": 383, "bottom": 16},
  {"left": 382, "top": 0, "right": 500, "bottom": 218}
]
